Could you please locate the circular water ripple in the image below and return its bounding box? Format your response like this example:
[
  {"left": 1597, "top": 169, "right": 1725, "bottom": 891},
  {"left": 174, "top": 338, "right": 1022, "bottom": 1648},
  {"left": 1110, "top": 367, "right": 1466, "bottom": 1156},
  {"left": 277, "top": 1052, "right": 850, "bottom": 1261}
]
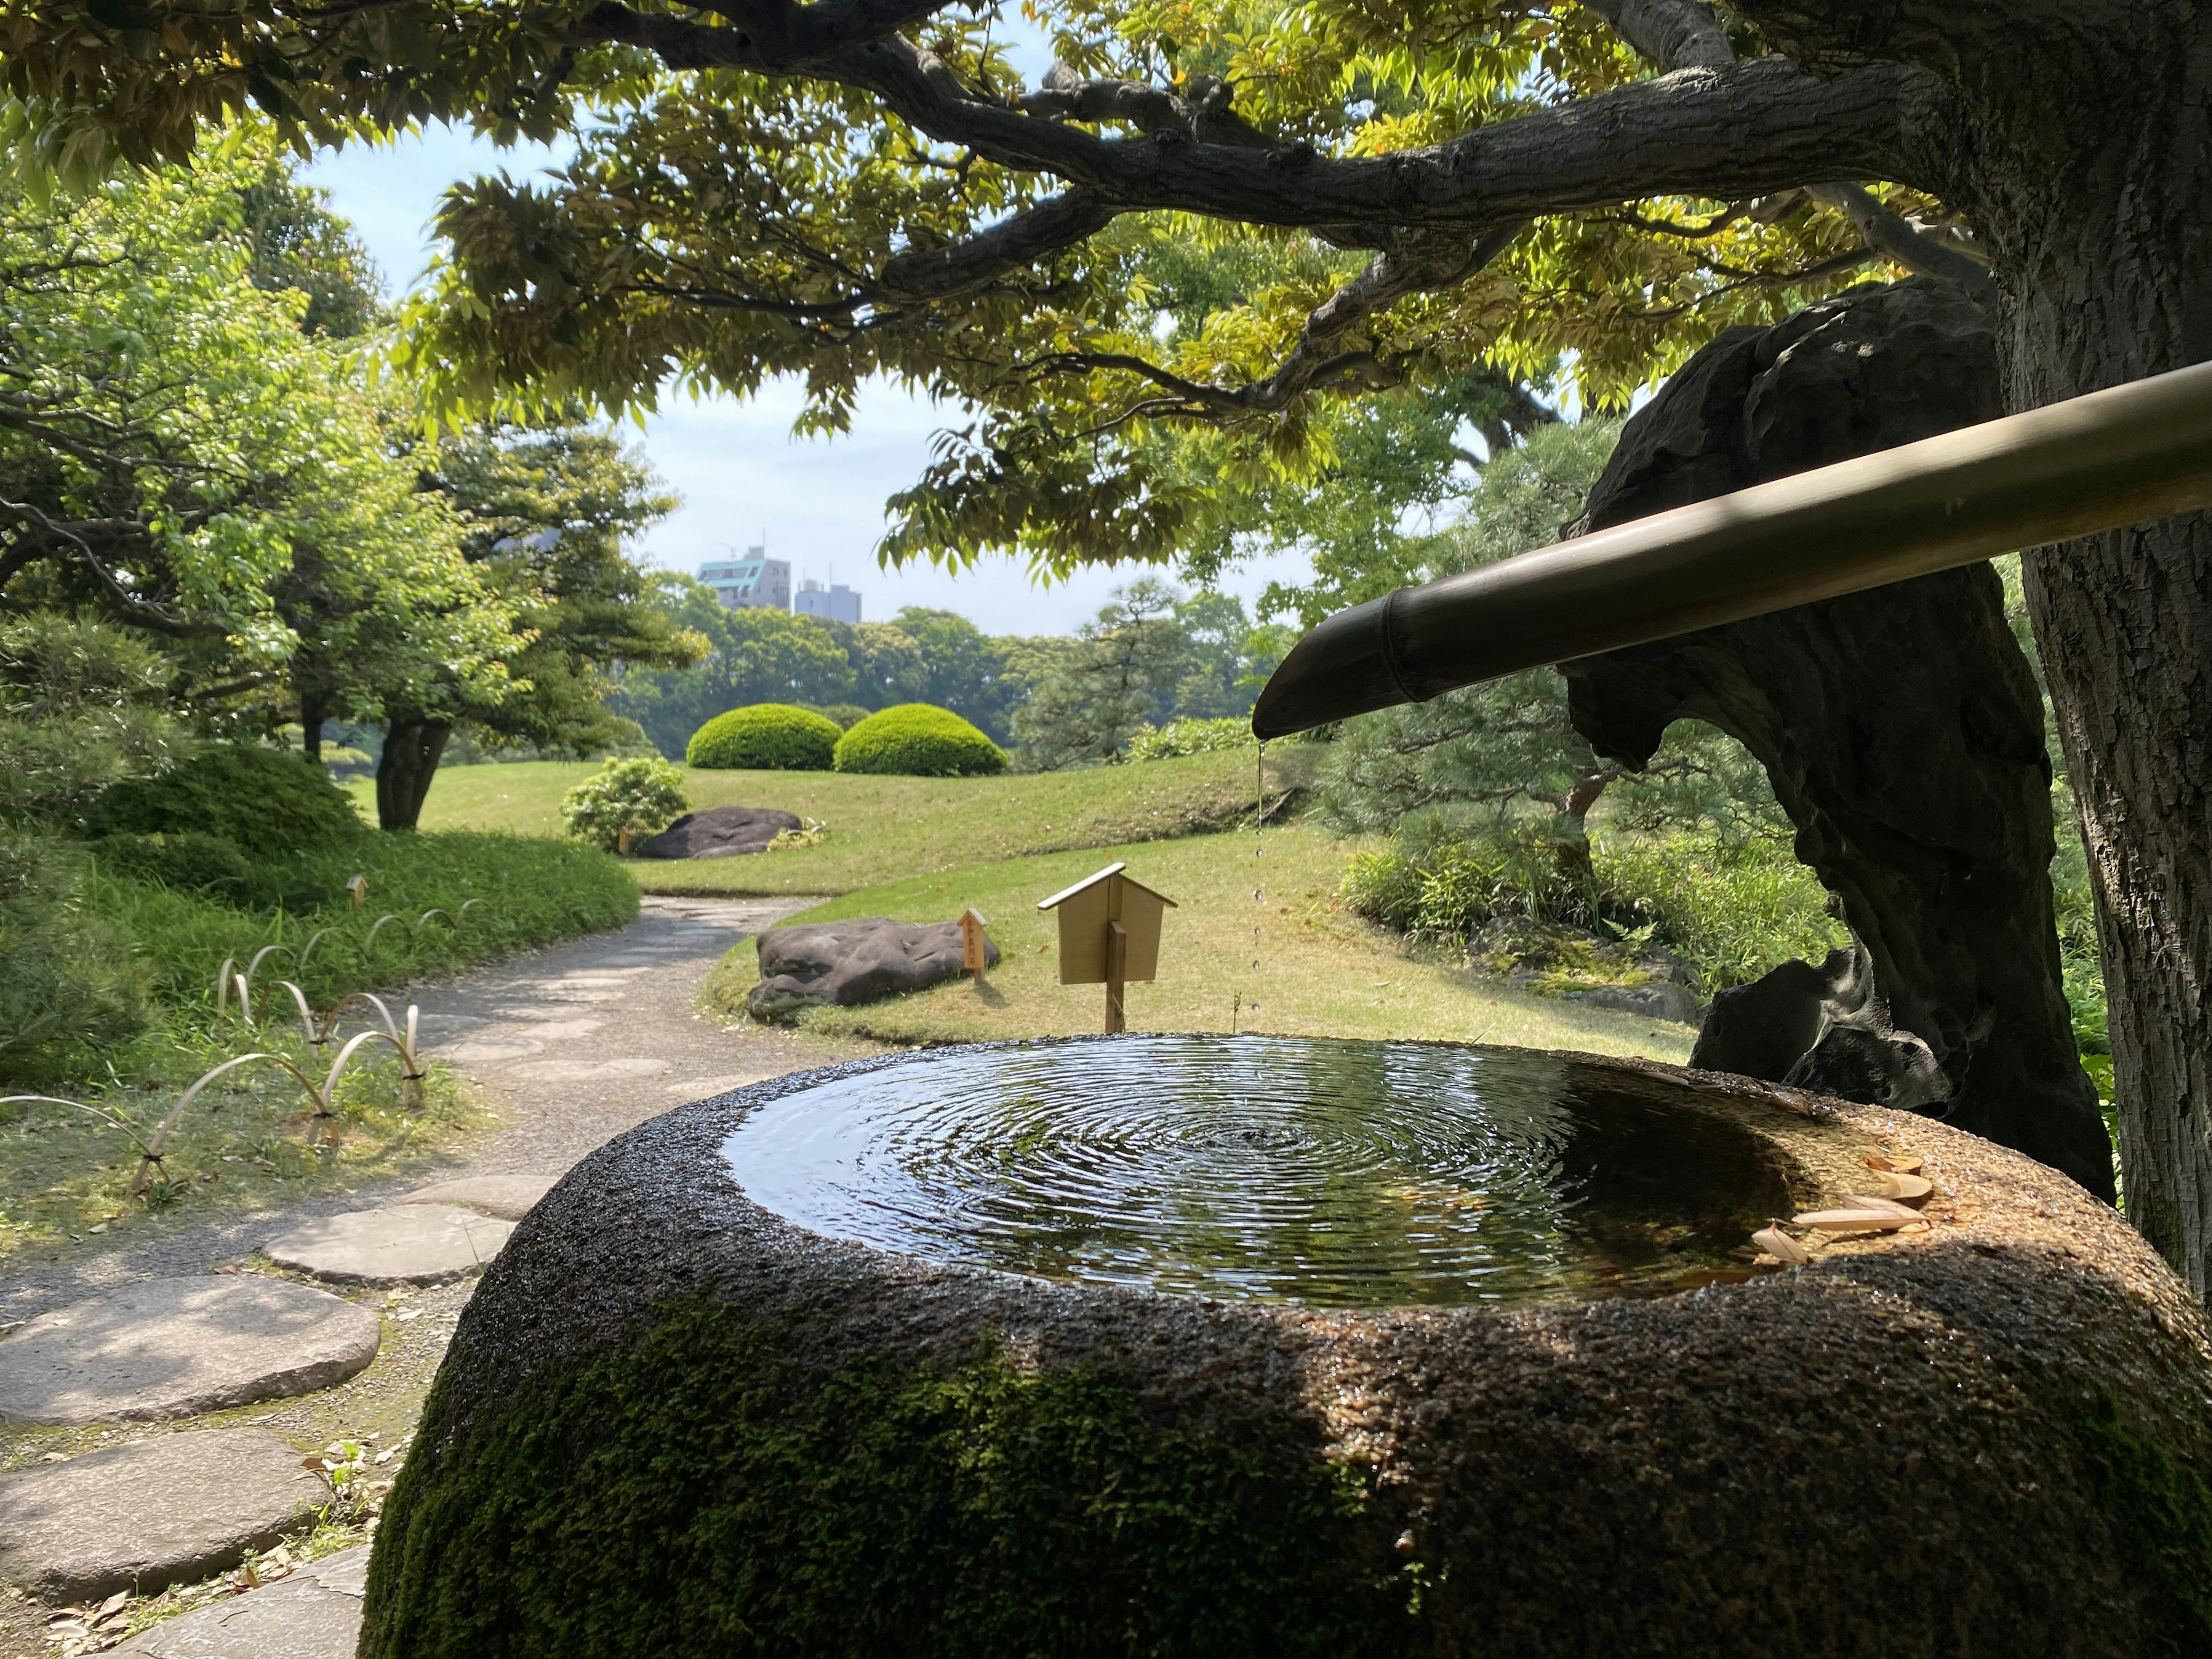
[{"left": 724, "top": 1036, "right": 1790, "bottom": 1307}]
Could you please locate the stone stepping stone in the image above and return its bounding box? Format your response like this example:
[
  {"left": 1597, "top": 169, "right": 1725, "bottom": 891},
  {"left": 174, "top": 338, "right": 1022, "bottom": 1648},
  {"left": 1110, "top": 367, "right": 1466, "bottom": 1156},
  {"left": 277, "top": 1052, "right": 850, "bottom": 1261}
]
[
  {"left": 112, "top": 1544, "right": 368, "bottom": 1658},
  {"left": 0, "top": 1428, "right": 324, "bottom": 1601},
  {"left": 397, "top": 1173, "right": 555, "bottom": 1221},
  {"left": 0, "top": 1278, "right": 380, "bottom": 1425},
  {"left": 263, "top": 1206, "right": 512, "bottom": 1286}
]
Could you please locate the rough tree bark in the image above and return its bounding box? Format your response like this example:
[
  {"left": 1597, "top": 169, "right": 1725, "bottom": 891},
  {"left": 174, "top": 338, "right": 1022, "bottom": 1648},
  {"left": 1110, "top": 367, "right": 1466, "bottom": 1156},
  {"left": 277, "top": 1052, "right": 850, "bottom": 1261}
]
[
  {"left": 1562, "top": 280, "right": 2111, "bottom": 1197},
  {"left": 375, "top": 717, "right": 450, "bottom": 832}
]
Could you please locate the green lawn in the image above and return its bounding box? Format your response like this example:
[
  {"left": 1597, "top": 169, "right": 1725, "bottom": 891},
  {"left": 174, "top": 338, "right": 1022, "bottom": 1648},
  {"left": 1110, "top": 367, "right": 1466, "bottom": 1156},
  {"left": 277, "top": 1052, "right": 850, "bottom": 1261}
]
[
  {"left": 356, "top": 748, "right": 1310, "bottom": 897},
  {"left": 703, "top": 824, "right": 1699, "bottom": 1062}
]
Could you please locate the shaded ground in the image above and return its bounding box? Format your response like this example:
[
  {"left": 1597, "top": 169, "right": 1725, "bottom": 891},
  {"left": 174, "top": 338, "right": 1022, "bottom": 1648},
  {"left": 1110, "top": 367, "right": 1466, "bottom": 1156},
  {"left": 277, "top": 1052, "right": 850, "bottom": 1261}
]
[{"left": 1, "top": 895, "right": 861, "bottom": 1657}]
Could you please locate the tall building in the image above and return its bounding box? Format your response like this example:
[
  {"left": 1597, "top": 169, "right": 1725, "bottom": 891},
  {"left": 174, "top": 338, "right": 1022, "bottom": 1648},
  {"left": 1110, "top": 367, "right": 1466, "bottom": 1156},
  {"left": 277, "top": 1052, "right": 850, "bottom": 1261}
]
[
  {"left": 794, "top": 578, "right": 862, "bottom": 624},
  {"left": 698, "top": 547, "right": 790, "bottom": 610}
]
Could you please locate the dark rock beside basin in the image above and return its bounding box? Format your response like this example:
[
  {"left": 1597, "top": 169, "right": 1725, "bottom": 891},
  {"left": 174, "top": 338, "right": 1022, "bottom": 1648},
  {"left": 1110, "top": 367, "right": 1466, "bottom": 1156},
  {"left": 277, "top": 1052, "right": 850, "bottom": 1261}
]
[
  {"left": 748, "top": 916, "right": 997, "bottom": 1019},
  {"left": 636, "top": 805, "right": 800, "bottom": 859},
  {"left": 361, "top": 1043, "right": 2212, "bottom": 1659}
]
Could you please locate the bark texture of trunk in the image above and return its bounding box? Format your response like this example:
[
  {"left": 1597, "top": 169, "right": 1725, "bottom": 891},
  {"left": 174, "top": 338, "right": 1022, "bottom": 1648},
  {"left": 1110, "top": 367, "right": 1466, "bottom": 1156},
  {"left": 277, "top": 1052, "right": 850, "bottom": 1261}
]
[
  {"left": 1562, "top": 281, "right": 2112, "bottom": 1197},
  {"left": 376, "top": 717, "right": 452, "bottom": 832},
  {"left": 1983, "top": 111, "right": 2212, "bottom": 1277}
]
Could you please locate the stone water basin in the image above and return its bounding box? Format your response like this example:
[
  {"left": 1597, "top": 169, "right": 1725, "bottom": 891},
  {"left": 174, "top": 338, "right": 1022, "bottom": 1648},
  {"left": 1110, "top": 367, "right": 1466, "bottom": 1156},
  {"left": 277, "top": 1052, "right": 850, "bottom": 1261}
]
[{"left": 362, "top": 1038, "right": 2212, "bottom": 1657}]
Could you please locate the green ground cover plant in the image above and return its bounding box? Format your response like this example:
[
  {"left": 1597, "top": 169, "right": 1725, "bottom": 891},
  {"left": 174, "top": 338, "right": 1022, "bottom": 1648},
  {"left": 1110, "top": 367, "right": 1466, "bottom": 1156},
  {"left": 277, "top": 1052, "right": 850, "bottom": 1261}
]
[
  {"left": 560, "top": 756, "right": 688, "bottom": 852},
  {"left": 89, "top": 744, "right": 366, "bottom": 856},
  {"left": 701, "top": 825, "right": 1696, "bottom": 1063},
  {"left": 687, "top": 704, "right": 842, "bottom": 771},
  {"left": 834, "top": 704, "right": 1006, "bottom": 777},
  {"left": 355, "top": 750, "right": 1301, "bottom": 896}
]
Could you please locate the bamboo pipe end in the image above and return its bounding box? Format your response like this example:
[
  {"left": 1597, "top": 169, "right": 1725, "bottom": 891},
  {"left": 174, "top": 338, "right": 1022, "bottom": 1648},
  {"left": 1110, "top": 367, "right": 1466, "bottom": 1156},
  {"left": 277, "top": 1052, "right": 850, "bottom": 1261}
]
[{"left": 1251, "top": 594, "right": 1407, "bottom": 738}]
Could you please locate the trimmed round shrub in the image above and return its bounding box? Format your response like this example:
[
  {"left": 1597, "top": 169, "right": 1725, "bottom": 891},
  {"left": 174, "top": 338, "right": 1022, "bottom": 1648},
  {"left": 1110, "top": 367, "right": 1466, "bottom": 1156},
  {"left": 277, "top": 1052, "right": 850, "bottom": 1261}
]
[
  {"left": 89, "top": 744, "right": 364, "bottom": 858},
  {"left": 687, "top": 704, "right": 842, "bottom": 771},
  {"left": 833, "top": 703, "right": 1006, "bottom": 777},
  {"left": 94, "top": 831, "right": 256, "bottom": 899},
  {"left": 560, "top": 757, "right": 690, "bottom": 853}
]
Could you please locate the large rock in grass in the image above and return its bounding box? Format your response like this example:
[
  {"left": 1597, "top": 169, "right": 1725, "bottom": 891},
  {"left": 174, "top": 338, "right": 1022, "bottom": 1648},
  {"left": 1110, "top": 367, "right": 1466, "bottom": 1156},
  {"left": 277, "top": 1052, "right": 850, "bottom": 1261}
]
[
  {"left": 747, "top": 916, "right": 997, "bottom": 1020},
  {"left": 358, "top": 1043, "right": 2212, "bottom": 1658},
  {"left": 637, "top": 806, "right": 800, "bottom": 860}
]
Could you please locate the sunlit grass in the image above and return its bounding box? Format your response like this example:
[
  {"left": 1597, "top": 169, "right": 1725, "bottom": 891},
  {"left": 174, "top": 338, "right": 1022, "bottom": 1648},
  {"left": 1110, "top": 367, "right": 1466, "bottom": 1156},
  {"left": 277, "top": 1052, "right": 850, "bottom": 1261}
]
[{"left": 702, "top": 825, "right": 1699, "bottom": 1061}]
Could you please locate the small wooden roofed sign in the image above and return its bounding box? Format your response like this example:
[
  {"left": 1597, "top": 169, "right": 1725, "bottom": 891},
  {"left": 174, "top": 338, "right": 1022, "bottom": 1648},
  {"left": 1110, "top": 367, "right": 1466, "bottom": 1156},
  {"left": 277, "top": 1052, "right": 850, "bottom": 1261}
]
[{"left": 1036, "top": 862, "right": 1177, "bottom": 1033}]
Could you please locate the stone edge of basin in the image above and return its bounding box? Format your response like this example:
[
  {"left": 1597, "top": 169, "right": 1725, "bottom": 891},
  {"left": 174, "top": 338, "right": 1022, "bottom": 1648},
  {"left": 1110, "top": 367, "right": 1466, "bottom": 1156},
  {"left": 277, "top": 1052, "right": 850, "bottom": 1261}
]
[
  {"left": 372, "top": 1039, "right": 2212, "bottom": 1654},
  {"left": 412, "top": 1037, "right": 2207, "bottom": 1434}
]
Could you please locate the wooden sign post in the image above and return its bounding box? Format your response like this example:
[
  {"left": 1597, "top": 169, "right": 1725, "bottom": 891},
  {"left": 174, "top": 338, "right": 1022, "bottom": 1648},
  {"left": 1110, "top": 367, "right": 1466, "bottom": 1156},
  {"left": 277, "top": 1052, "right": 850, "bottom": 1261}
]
[
  {"left": 1036, "top": 863, "right": 1177, "bottom": 1035},
  {"left": 959, "top": 908, "right": 990, "bottom": 985}
]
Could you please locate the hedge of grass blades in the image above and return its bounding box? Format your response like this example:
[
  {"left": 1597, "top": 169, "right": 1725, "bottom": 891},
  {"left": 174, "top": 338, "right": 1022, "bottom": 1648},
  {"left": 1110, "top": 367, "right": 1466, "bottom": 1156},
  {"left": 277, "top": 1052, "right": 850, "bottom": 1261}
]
[
  {"left": 832, "top": 704, "right": 1005, "bottom": 777},
  {"left": 88, "top": 743, "right": 366, "bottom": 856},
  {"left": 82, "top": 831, "right": 638, "bottom": 1032},
  {"left": 687, "top": 704, "right": 842, "bottom": 771}
]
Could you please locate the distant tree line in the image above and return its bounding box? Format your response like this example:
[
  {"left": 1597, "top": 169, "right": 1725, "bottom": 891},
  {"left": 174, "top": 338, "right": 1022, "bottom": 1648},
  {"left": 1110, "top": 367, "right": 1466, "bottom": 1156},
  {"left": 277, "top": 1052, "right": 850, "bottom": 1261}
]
[{"left": 608, "top": 577, "right": 1293, "bottom": 769}]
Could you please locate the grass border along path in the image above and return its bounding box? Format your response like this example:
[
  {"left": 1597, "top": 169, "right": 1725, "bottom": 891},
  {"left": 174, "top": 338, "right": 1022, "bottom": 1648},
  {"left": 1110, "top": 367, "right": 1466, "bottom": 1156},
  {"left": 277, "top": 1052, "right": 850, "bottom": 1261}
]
[
  {"left": 704, "top": 824, "right": 1698, "bottom": 1062},
  {"left": 355, "top": 748, "right": 1306, "bottom": 898}
]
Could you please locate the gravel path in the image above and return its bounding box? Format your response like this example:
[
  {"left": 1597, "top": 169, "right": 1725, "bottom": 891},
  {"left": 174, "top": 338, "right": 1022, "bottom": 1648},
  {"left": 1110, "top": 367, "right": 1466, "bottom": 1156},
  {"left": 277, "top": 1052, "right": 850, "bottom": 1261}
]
[
  {"left": 1, "top": 893, "right": 857, "bottom": 1657},
  {"left": 1, "top": 895, "right": 829, "bottom": 1329}
]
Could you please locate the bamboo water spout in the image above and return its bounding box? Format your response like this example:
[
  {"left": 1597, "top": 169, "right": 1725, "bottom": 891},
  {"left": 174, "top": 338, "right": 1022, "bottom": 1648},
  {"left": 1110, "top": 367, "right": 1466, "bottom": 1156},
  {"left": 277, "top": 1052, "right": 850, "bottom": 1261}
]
[{"left": 1249, "top": 359, "right": 2212, "bottom": 738}]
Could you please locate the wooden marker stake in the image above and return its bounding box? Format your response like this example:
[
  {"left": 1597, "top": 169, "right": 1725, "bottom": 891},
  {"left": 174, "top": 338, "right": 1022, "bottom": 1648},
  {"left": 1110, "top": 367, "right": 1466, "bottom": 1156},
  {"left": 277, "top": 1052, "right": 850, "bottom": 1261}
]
[
  {"left": 959, "top": 908, "right": 990, "bottom": 985},
  {"left": 1105, "top": 919, "right": 1128, "bottom": 1033}
]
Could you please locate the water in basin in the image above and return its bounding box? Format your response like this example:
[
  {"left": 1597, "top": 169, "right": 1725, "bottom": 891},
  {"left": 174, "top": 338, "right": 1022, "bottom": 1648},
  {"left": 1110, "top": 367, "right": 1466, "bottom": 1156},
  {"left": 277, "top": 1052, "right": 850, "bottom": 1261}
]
[{"left": 723, "top": 1036, "right": 1794, "bottom": 1307}]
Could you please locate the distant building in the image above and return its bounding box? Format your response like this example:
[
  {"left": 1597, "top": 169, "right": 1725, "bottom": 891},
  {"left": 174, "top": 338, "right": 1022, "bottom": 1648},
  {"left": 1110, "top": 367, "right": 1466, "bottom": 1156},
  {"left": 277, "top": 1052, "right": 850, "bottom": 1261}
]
[
  {"left": 794, "top": 578, "right": 862, "bottom": 624},
  {"left": 698, "top": 548, "right": 790, "bottom": 610}
]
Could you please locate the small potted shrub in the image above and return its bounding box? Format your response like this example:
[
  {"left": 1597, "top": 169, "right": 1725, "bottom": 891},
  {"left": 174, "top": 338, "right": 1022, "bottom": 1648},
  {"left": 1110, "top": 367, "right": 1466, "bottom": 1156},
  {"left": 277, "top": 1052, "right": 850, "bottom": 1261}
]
[
  {"left": 561, "top": 757, "right": 690, "bottom": 855},
  {"left": 832, "top": 704, "right": 1006, "bottom": 777},
  {"left": 686, "top": 704, "right": 843, "bottom": 770}
]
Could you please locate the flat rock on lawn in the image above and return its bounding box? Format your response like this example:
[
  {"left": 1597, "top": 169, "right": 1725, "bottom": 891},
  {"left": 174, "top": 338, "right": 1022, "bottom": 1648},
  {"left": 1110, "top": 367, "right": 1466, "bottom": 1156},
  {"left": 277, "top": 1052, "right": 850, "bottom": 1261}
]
[
  {"left": 638, "top": 805, "right": 801, "bottom": 859},
  {"left": 748, "top": 916, "right": 1000, "bottom": 1020},
  {"left": 112, "top": 1546, "right": 370, "bottom": 1659},
  {"left": 0, "top": 1278, "right": 380, "bottom": 1425},
  {"left": 395, "top": 1173, "right": 555, "bottom": 1220},
  {"left": 0, "top": 1429, "right": 324, "bottom": 1602},
  {"left": 263, "top": 1206, "right": 512, "bottom": 1286}
]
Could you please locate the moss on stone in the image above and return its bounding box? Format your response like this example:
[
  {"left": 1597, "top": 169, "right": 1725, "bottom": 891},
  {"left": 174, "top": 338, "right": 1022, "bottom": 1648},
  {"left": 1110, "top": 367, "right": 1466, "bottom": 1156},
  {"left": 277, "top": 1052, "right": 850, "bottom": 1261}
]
[
  {"left": 362, "top": 1298, "right": 1421, "bottom": 1658},
  {"left": 2080, "top": 1395, "right": 2212, "bottom": 1652}
]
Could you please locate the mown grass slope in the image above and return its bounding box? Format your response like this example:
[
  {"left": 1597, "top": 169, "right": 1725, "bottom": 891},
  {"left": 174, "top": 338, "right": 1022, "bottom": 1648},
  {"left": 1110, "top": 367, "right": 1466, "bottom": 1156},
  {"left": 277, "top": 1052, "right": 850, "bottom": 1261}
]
[
  {"left": 358, "top": 748, "right": 1308, "bottom": 897},
  {"left": 702, "top": 824, "right": 1697, "bottom": 1062}
]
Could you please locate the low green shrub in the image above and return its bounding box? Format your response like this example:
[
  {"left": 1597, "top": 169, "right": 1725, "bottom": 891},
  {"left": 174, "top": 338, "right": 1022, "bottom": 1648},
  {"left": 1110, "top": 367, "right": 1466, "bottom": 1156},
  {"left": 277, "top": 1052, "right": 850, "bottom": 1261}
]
[
  {"left": 687, "top": 704, "right": 842, "bottom": 771},
  {"left": 1126, "top": 717, "right": 1255, "bottom": 762},
  {"left": 70, "top": 832, "right": 638, "bottom": 1067},
  {"left": 1593, "top": 833, "right": 1846, "bottom": 991},
  {"left": 1338, "top": 821, "right": 1596, "bottom": 940},
  {"left": 90, "top": 744, "right": 365, "bottom": 857},
  {"left": 834, "top": 703, "right": 1006, "bottom": 777},
  {"left": 93, "top": 832, "right": 257, "bottom": 901},
  {"left": 560, "top": 758, "right": 690, "bottom": 853},
  {"left": 0, "top": 837, "right": 151, "bottom": 1085}
]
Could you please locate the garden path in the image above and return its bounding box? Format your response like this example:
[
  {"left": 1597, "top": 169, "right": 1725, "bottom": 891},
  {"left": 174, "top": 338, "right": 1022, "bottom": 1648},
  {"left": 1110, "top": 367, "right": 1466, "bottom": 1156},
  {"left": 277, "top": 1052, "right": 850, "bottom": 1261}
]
[{"left": 1, "top": 893, "right": 834, "bottom": 1659}]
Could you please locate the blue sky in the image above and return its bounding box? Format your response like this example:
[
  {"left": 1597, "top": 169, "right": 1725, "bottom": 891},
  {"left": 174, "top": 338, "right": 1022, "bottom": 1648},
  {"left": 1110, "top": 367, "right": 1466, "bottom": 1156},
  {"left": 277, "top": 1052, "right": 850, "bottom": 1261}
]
[{"left": 301, "top": 126, "right": 1316, "bottom": 637}]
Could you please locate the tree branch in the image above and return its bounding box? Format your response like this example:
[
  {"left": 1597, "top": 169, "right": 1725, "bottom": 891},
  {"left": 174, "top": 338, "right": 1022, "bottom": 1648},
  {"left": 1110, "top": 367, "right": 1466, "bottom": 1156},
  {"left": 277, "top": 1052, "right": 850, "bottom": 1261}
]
[
  {"left": 1581, "top": 0, "right": 1734, "bottom": 71},
  {"left": 876, "top": 188, "right": 1118, "bottom": 301},
  {"left": 573, "top": 0, "right": 944, "bottom": 73}
]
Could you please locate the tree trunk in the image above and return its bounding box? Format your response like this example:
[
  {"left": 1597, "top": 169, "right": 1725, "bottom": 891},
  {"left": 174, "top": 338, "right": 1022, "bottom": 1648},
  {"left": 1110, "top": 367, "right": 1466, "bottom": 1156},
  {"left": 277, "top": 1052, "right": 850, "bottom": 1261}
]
[
  {"left": 1995, "top": 221, "right": 2212, "bottom": 1283},
  {"left": 1563, "top": 281, "right": 2113, "bottom": 1197},
  {"left": 376, "top": 717, "right": 452, "bottom": 832},
  {"left": 300, "top": 688, "right": 327, "bottom": 764}
]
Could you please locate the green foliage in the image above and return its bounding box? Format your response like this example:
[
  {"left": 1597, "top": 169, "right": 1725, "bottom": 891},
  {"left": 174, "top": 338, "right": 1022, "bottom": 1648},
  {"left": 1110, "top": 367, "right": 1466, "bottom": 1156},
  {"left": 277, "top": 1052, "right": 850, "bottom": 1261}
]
[
  {"left": 93, "top": 832, "right": 256, "bottom": 900},
  {"left": 559, "top": 757, "right": 690, "bottom": 852},
  {"left": 616, "top": 585, "right": 870, "bottom": 759},
  {"left": 363, "top": 1300, "right": 1415, "bottom": 1659},
  {"left": 0, "top": 613, "right": 176, "bottom": 827},
  {"left": 1012, "top": 579, "right": 1196, "bottom": 771},
  {"left": 90, "top": 744, "right": 364, "bottom": 859},
  {"left": 802, "top": 703, "right": 870, "bottom": 730},
  {"left": 89, "top": 831, "right": 637, "bottom": 1016},
  {"left": 1593, "top": 834, "right": 1849, "bottom": 992},
  {"left": 1339, "top": 821, "right": 1602, "bottom": 940},
  {"left": 834, "top": 704, "right": 1006, "bottom": 777},
  {"left": 1126, "top": 717, "right": 1256, "bottom": 762},
  {"left": 2077, "top": 1397, "right": 2212, "bottom": 1652},
  {"left": 0, "top": 837, "right": 151, "bottom": 1085},
  {"left": 687, "top": 704, "right": 843, "bottom": 771}
]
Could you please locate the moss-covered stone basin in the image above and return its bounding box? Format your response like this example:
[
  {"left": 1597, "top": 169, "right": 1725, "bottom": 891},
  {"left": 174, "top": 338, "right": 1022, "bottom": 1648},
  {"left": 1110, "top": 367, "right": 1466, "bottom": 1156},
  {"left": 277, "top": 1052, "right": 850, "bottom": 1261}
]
[{"left": 363, "top": 1039, "right": 2212, "bottom": 1658}]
